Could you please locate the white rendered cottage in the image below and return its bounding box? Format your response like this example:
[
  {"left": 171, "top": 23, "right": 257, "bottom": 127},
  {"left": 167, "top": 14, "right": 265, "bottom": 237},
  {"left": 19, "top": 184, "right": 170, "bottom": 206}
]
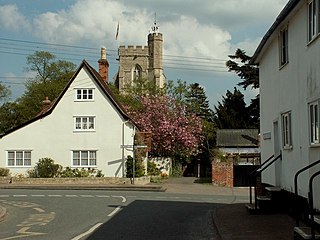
[
  {"left": 0, "top": 53, "right": 136, "bottom": 177},
  {"left": 252, "top": 0, "right": 320, "bottom": 210}
]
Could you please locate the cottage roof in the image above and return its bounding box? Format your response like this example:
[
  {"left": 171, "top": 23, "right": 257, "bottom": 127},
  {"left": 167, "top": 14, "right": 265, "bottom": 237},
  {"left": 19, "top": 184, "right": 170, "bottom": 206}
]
[
  {"left": 216, "top": 129, "right": 259, "bottom": 147},
  {"left": 251, "top": 0, "right": 300, "bottom": 64},
  {"left": 0, "top": 60, "right": 136, "bottom": 138}
]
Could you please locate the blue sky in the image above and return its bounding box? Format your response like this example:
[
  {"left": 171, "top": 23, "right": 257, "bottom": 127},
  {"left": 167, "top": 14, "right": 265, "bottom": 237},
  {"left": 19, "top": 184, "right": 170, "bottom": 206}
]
[{"left": 0, "top": 0, "right": 288, "bottom": 108}]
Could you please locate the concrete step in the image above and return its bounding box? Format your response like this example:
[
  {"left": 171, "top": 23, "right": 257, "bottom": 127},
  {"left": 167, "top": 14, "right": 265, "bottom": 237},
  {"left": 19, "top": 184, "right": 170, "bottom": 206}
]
[
  {"left": 257, "top": 196, "right": 272, "bottom": 201},
  {"left": 294, "top": 226, "right": 320, "bottom": 239},
  {"left": 265, "top": 186, "right": 282, "bottom": 192}
]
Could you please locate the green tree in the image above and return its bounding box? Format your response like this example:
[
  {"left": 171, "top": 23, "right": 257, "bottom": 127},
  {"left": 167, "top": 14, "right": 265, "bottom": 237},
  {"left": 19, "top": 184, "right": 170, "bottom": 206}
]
[
  {"left": 226, "top": 48, "right": 260, "bottom": 127},
  {"left": 214, "top": 87, "right": 250, "bottom": 129},
  {"left": 226, "top": 49, "right": 259, "bottom": 90},
  {"left": 0, "top": 83, "right": 10, "bottom": 102},
  {"left": 0, "top": 51, "right": 76, "bottom": 133}
]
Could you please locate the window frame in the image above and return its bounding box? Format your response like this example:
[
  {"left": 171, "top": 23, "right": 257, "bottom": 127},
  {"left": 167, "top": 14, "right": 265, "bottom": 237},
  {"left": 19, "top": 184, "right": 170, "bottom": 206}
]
[
  {"left": 309, "top": 101, "right": 319, "bottom": 144},
  {"left": 72, "top": 150, "right": 97, "bottom": 167},
  {"left": 279, "top": 27, "right": 289, "bottom": 67},
  {"left": 281, "top": 112, "right": 293, "bottom": 149},
  {"left": 75, "top": 88, "right": 94, "bottom": 102},
  {"left": 73, "top": 116, "right": 96, "bottom": 131},
  {"left": 6, "top": 150, "right": 32, "bottom": 167},
  {"left": 308, "top": 0, "right": 320, "bottom": 42}
]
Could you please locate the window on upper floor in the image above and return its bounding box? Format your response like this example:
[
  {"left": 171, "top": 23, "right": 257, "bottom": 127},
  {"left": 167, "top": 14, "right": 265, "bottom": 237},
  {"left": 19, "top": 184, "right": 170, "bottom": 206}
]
[
  {"left": 75, "top": 88, "right": 94, "bottom": 101},
  {"left": 7, "top": 150, "right": 31, "bottom": 167},
  {"left": 281, "top": 111, "right": 292, "bottom": 149},
  {"left": 72, "top": 150, "right": 97, "bottom": 167},
  {"left": 279, "top": 27, "right": 288, "bottom": 67},
  {"left": 309, "top": 101, "right": 319, "bottom": 144},
  {"left": 308, "top": 0, "right": 320, "bottom": 42},
  {"left": 74, "top": 116, "right": 95, "bottom": 131}
]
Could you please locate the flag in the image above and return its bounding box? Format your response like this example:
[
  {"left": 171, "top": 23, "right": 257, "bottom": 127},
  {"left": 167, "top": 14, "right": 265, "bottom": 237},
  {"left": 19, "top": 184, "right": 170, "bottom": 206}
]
[{"left": 115, "top": 22, "right": 119, "bottom": 40}]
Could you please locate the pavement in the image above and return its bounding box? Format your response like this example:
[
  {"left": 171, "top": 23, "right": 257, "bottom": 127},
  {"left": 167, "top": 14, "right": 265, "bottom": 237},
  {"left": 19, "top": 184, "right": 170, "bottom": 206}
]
[{"left": 0, "top": 177, "right": 297, "bottom": 239}]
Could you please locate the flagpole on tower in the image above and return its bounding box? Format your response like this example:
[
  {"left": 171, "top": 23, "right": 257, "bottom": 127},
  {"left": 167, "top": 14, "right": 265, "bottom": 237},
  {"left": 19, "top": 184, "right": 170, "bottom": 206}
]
[{"left": 116, "top": 21, "right": 120, "bottom": 60}]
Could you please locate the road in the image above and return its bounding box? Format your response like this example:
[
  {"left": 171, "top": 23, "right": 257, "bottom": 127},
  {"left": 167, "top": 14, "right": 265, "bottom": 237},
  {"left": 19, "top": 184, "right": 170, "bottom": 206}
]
[{"left": 0, "top": 183, "right": 249, "bottom": 239}]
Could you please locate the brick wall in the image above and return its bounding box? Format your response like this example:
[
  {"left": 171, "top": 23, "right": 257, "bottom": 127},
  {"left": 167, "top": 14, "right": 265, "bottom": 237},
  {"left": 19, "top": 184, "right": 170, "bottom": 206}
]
[{"left": 212, "top": 159, "right": 234, "bottom": 187}]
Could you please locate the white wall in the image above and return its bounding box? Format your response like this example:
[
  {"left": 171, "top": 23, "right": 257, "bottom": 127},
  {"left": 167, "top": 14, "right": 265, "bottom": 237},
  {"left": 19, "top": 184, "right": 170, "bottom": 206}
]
[
  {"left": 259, "top": 3, "right": 320, "bottom": 209},
  {"left": 0, "top": 66, "right": 135, "bottom": 177}
]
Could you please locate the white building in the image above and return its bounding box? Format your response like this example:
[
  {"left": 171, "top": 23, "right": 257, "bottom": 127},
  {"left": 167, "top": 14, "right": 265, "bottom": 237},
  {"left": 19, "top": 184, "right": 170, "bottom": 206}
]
[
  {"left": 252, "top": 0, "right": 320, "bottom": 210},
  {"left": 0, "top": 53, "right": 136, "bottom": 177}
]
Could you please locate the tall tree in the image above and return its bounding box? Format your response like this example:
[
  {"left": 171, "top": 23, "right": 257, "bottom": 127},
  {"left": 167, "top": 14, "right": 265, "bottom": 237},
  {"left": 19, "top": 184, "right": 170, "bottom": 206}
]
[
  {"left": 226, "top": 49, "right": 259, "bottom": 90},
  {"left": 214, "top": 87, "right": 250, "bottom": 129},
  {"left": 226, "top": 49, "right": 260, "bottom": 127},
  {"left": 0, "top": 51, "right": 76, "bottom": 132},
  {"left": 0, "top": 83, "right": 11, "bottom": 102}
]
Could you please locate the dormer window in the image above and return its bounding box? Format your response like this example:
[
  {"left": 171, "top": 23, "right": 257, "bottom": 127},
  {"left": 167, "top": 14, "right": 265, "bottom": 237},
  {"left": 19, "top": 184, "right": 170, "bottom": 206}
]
[{"left": 75, "top": 88, "right": 94, "bottom": 101}]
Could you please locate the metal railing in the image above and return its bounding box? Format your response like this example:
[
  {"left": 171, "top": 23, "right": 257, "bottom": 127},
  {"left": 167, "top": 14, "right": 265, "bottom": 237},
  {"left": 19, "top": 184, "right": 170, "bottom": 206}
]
[
  {"left": 294, "top": 159, "right": 320, "bottom": 227},
  {"left": 249, "top": 152, "right": 282, "bottom": 208},
  {"left": 309, "top": 170, "right": 320, "bottom": 240}
]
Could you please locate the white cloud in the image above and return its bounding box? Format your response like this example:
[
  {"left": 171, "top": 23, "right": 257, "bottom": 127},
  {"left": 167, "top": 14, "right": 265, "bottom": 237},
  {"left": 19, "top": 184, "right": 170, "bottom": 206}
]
[{"left": 0, "top": 4, "right": 31, "bottom": 31}]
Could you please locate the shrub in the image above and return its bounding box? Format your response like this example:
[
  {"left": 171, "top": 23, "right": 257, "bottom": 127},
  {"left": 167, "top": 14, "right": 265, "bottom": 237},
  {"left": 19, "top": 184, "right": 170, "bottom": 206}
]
[
  {"left": 147, "top": 161, "right": 160, "bottom": 176},
  {"left": 59, "top": 167, "right": 104, "bottom": 178},
  {"left": 29, "top": 158, "right": 62, "bottom": 178},
  {"left": 126, "top": 155, "right": 145, "bottom": 178},
  {"left": 0, "top": 168, "right": 10, "bottom": 177}
]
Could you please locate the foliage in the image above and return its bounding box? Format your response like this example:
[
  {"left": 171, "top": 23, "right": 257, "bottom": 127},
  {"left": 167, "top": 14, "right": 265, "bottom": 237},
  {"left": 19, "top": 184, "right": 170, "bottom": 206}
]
[
  {"left": 28, "top": 158, "right": 62, "bottom": 178},
  {"left": 214, "top": 87, "right": 253, "bottom": 129},
  {"left": 127, "top": 96, "right": 203, "bottom": 158},
  {"left": 0, "top": 51, "right": 76, "bottom": 133},
  {"left": 126, "top": 155, "right": 145, "bottom": 178},
  {"left": 0, "top": 84, "right": 11, "bottom": 102},
  {"left": 226, "top": 48, "right": 259, "bottom": 90},
  {"left": 171, "top": 160, "right": 183, "bottom": 177},
  {"left": 226, "top": 48, "right": 260, "bottom": 128},
  {"left": 59, "top": 167, "right": 104, "bottom": 178},
  {"left": 147, "top": 161, "right": 161, "bottom": 176},
  {"left": 0, "top": 168, "right": 10, "bottom": 177}
]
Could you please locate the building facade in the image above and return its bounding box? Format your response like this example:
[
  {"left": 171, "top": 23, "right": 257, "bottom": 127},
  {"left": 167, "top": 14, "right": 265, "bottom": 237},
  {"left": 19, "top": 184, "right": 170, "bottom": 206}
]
[
  {"left": 0, "top": 55, "right": 136, "bottom": 177},
  {"left": 117, "top": 23, "right": 166, "bottom": 92},
  {"left": 252, "top": 0, "right": 320, "bottom": 209}
]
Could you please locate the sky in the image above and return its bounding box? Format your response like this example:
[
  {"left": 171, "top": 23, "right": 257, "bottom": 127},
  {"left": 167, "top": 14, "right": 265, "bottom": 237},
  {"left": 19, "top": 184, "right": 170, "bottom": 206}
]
[{"left": 0, "top": 0, "right": 289, "bottom": 108}]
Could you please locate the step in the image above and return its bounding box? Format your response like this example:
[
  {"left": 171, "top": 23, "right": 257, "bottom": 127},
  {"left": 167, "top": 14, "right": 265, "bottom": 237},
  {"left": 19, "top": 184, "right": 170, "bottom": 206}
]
[
  {"left": 309, "top": 215, "right": 320, "bottom": 225},
  {"left": 265, "top": 186, "right": 282, "bottom": 192},
  {"left": 257, "top": 196, "right": 271, "bottom": 201},
  {"left": 245, "top": 204, "right": 260, "bottom": 214},
  {"left": 294, "top": 226, "right": 320, "bottom": 239}
]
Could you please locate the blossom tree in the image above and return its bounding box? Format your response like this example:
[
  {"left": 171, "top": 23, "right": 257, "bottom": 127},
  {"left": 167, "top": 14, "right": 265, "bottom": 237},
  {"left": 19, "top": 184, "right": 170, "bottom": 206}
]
[{"left": 127, "top": 96, "right": 203, "bottom": 158}]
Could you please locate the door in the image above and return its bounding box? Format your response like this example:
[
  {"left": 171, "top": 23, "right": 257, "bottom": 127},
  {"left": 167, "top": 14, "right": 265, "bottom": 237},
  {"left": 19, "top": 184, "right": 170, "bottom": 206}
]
[{"left": 273, "top": 120, "right": 282, "bottom": 186}]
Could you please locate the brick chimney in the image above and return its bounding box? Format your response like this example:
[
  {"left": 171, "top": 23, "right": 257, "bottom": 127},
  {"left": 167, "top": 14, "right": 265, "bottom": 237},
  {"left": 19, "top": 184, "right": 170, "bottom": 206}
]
[{"left": 98, "top": 47, "right": 109, "bottom": 83}]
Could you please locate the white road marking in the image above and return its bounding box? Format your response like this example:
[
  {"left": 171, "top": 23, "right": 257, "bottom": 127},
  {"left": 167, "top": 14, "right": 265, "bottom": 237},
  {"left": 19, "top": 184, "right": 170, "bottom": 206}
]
[
  {"left": 48, "top": 195, "right": 62, "bottom": 197},
  {"left": 112, "top": 195, "right": 126, "bottom": 203},
  {"left": 33, "top": 207, "right": 45, "bottom": 213},
  {"left": 95, "top": 195, "right": 110, "bottom": 198},
  {"left": 13, "top": 195, "right": 27, "bottom": 197},
  {"left": 107, "top": 206, "right": 121, "bottom": 217},
  {"left": 31, "top": 195, "right": 45, "bottom": 197},
  {"left": 65, "top": 195, "right": 78, "bottom": 197},
  {"left": 71, "top": 222, "right": 103, "bottom": 240},
  {"left": 80, "top": 195, "right": 94, "bottom": 198},
  {"left": 0, "top": 195, "right": 9, "bottom": 197}
]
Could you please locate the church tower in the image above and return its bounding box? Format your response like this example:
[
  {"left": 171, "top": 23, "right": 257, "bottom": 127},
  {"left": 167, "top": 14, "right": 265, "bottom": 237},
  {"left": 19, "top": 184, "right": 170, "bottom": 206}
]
[{"left": 117, "top": 19, "right": 166, "bottom": 93}]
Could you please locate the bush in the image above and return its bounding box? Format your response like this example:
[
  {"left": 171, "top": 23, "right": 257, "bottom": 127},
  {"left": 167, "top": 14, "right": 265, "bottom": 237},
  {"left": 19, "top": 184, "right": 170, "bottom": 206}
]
[
  {"left": 0, "top": 168, "right": 10, "bottom": 177},
  {"left": 147, "top": 161, "right": 160, "bottom": 176},
  {"left": 59, "top": 167, "right": 104, "bottom": 178},
  {"left": 29, "top": 158, "right": 62, "bottom": 178},
  {"left": 126, "top": 155, "right": 145, "bottom": 178}
]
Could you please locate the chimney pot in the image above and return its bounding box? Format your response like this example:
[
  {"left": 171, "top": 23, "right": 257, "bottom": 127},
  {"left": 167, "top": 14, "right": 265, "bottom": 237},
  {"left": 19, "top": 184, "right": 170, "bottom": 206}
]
[{"left": 98, "top": 47, "right": 109, "bottom": 83}]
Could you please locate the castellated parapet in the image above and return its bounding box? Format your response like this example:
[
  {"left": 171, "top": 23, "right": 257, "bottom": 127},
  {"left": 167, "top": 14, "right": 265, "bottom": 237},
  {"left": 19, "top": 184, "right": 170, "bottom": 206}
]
[{"left": 119, "top": 45, "right": 149, "bottom": 57}]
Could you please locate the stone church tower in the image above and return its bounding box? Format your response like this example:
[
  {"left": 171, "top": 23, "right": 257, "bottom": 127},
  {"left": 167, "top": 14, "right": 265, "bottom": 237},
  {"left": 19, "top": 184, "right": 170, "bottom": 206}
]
[{"left": 116, "top": 22, "right": 166, "bottom": 93}]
